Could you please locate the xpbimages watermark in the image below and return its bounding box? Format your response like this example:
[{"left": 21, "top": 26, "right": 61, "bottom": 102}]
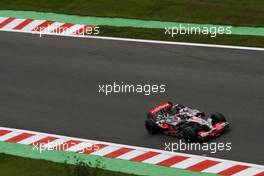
[
  {"left": 32, "top": 24, "right": 100, "bottom": 37},
  {"left": 165, "top": 24, "right": 232, "bottom": 38},
  {"left": 98, "top": 81, "right": 166, "bottom": 96},
  {"left": 164, "top": 140, "right": 232, "bottom": 154},
  {"left": 32, "top": 141, "right": 100, "bottom": 153}
]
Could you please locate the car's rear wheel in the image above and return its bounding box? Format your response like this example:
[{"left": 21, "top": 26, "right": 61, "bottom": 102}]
[
  {"left": 211, "top": 112, "right": 226, "bottom": 125},
  {"left": 183, "top": 126, "right": 197, "bottom": 142},
  {"left": 145, "top": 119, "right": 160, "bottom": 134}
]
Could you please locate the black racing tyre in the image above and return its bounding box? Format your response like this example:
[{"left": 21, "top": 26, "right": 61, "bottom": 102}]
[
  {"left": 211, "top": 112, "right": 226, "bottom": 125},
  {"left": 183, "top": 126, "right": 197, "bottom": 142},
  {"left": 145, "top": 119, "right": 160, "bottom": 134},
  {"left": 147, "top": 112, "right": 154, "bottom": 120}
]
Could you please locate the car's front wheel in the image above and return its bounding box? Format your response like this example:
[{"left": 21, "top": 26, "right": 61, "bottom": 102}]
[
  {"left": 145, "top": 119, "right": 160, "bottom": 134},
  {"left": 182, "top": 126, "right": 198, "bottom": 142},
  {"left": 211, "top": 112, "right": 226, "bottom": 125}
]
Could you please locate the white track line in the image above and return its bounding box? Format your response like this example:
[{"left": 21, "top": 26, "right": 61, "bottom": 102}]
[{"left": 85, "top": 36, "right": 264, "bottom": 52}]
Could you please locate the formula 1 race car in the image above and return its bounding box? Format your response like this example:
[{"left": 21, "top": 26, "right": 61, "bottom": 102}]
[{"left": 144, "top": 102, "right": 229, "bottom": 142}]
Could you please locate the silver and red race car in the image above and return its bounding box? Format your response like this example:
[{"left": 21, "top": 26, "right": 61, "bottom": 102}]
[{"left": 145, "top": 102, "right": 229, "bottom": 142}]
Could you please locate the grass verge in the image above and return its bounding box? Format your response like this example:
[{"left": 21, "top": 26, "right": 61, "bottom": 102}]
[
  {"left": 0, "top": 0, "right": 263, "bottom": 27},
  {"left": 99, "top": 26, "right": 264, "bottom": 48},
  {"left": 0, "top": 153, "right": 136, "bottom": 176}
]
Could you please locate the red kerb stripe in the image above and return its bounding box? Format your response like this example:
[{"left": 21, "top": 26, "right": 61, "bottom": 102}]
[
  {"left": 5, "top": 133, "right": 34, "bottom": 143},
  {"left": 13, "top": 19, "right": 34, "bottom": 30},
  {"left": 0, "top": 18, "right": 15, "bottom": 28},
  {"left": 130, "top": 151, "right": 160, "bottom": 162},
  {"left": 32, "top": 21, "right": 54, "bottom": 32},
  {"left": 255, "top": 171, "right": 264, "bottom": 176},
  {"left": 218, "top": 165, "right": 250, "bottom": 175},
  {"left": 187, "top": 160, "right": 220, "bottom": 172},
  {"left": 104, "top": 148, "right": 133, "bottom": 158},
  {"left": 0, "top": 130, "right": 12, "bottom": 136},
  {"left": 157, "top": 155, "right": 189, "bottom": 167}
]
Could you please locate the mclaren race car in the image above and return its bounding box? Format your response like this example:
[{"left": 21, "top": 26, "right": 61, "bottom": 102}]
[{"left": 145, "top": 102, "right": 229, "bottom": 142}]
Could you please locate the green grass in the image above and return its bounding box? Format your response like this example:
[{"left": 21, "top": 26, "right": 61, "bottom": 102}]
[
  {"left": 99, "top": 26, "right": 264, "bottom": 48},
  {"left": 0, "top": 0, "right": 264, "bottom": 27},
  {"left": 0, "top": 1, "right": 263, "bottom": 47},
  {"left": 0, "top": 153, "right": 136, "bottom": 176}
]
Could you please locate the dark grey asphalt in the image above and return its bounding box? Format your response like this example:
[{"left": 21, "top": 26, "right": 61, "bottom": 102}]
[{"left": 0, "top": 31, "right": 263, "bottom": 164}]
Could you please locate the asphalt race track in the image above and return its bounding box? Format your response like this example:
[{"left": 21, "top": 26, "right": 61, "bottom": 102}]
[{"left": 0, "top": 31, "right": 263, "bottom": 164}]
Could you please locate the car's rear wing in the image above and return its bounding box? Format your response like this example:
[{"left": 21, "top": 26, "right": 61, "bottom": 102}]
[{"left": 149, "top": 102, "right": 172, "bottom": 115}]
